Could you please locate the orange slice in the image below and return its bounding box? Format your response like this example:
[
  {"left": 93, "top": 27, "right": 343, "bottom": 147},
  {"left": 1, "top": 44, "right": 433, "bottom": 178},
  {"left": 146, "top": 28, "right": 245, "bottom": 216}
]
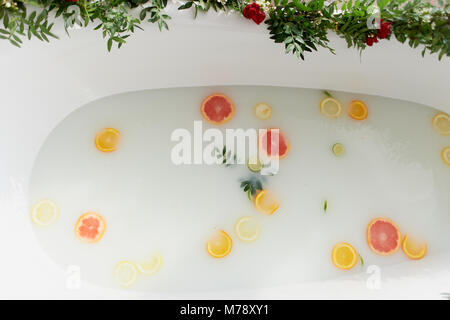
[
  {"left": 206, "top": 230, "right": 232, "bottom": 258},
  {"left": 95, "top": 128, "right": 120, "bottom": 152},
  {"left": 200, "top": 94, "right": 235, "bottom": 125},
  {"left": 235, "top": 216, "right": 260, "bottom": 242},
  {"left": 320, "top": 97, "right": 342, "bottom": 118},
  {"left": 366, "top": 218, "right": 401, "bottom": 255},
  {"left": 441, "top": 146, "right": 450, "bottom": 166},
  {"left": 331, "top": 242, "right": 358, "bottom": 270},
  {"left": 402, "top": 234, "right": 427, "bottom": 260},
  {"left": 75, "top": 212, "right": 106, "bottom": 243},
  {"left": 432, "top": 113, "right": 450, "bottom": 135},
  {"left": 254, "top": 190, "right": 279, "bottom": 215},
  {"left": 348, "top": 100, "right": 368, "bottom": 120},
  {"left": 254, "top": 103, "right": 272, "bottom": 120},
  {"left": 259, "top": 128, "right": 290, "bottom": 159}
]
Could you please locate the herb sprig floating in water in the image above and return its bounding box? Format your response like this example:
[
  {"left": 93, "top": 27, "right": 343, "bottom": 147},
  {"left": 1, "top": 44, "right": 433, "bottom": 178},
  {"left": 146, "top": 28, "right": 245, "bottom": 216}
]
[
  {"left": 323, "top": 200, "right": 328, "bottom": 213},
  {"left": 240, "top": 175, "right": 264, "bottom": 201},
  {"left": 213, "top": 146, "right": 237, "bottom": 167}
]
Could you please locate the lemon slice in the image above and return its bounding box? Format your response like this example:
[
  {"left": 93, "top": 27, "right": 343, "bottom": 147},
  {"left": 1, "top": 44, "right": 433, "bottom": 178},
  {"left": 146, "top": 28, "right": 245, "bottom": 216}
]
[
  {"left": 206, "top": 230, "right": 232, "bottom": 258},
  {"left": 235, "top": 216, "right": 260, "bottom": 242},
  {"left": 432, "top": 113, "right": 450, "bottom": 135},
  {"left": 114, "top": 261, "right": 138, "bottom": 287},
  {"left": 402, "top": 235, "right": 427, "bottom": 260},
  {"left": 247, "top": 156, "right": 263, "bottom": 173},
  {"left": 137, "top": 253, "right": 162, "bottom": 276},
  {"left": 320, "top": 97, "right": 342, "bottom": 118},
  {"left": 254, "top": 103, "right": 272, "bottom": 120},
  {"left": 332, "top": 143, "right": 345, "bottom": 156},
  {"left": 441, "top": 146, "right": 450, "bottom": 166},
  {"left": 31, "top": 200, "right": 59, "bottom": 226},
  {"left": 95, "top": 128, "right": 121, "bottom": 152},
  {"left": 331, "top": 242, "right": 358, "bottom": 270}
]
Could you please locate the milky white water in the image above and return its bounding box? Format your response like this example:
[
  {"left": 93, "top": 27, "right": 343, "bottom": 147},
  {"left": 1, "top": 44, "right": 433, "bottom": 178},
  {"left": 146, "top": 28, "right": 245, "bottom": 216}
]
[{"left": 29, "top": 86, "right": 450, "bottom": 292}]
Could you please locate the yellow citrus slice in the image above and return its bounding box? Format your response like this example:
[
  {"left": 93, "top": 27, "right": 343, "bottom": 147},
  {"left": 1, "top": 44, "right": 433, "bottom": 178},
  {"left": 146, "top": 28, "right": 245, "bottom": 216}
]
[
  {"left": 235, "top": 216, "right": 260, "bottom": 242},
  {"left": 31, "top": 199, "right": 59, "bottom": 226},
  {"left": 254, "top": 190, "right": 279, "bottom": 215},
  {"left": 114, "top": 261, "right": 138, "bottom": 287},
  {"left": 332, "top": 143, "right": 345, "bottom": 156},
  {"left": 206, "top": 230, "right": 232, "bottom": 258},
  {"left": 402, "top": 234, "right": 427, "bottom": 260},
  {"left": 432, "top": 113, "right": 450, "bottom": 135},
  {"left": 348, "top": 100, "right": 368, "bottom": 120},
  {"left": 320, "top": 97, "right": 342, "bottom": 118},
  {"left": 95, "top": 128, "right": 121, "bottom": 152},
  {"left": 331, "top": 242, "right": 358, "bottom": 270},
  {"left": 137, "top": 253, "right": 162, "bottom": 275},
  {"left": 441, "top": 146, "right": 450, "bottom": 166},
  {"left": 254, "top": 103, "right": 272, "bottom": 120}
]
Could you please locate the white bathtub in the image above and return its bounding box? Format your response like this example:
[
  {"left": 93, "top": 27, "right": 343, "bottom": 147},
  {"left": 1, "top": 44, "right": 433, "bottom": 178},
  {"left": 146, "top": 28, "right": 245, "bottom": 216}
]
[{"left": 1, "top": 6, "right": 449, "bottom": 299}]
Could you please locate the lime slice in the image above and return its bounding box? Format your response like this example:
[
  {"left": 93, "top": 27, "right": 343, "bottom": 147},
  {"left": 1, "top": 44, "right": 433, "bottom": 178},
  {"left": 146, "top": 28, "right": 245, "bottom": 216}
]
[
  {"left": 247, "top": 157, "right": 263, "bottom": 172},
  {"left": 31, "top": 200, "right": 58, "bottom": 226},
  {"left": 114, "top": 261, "right": 138, "bottom": 287},
  {"left": 332, "top": 143, "right": 345, "bottom": 156},
  {"left": 137, "top": 253, "right": 162, "bottom": 276}
]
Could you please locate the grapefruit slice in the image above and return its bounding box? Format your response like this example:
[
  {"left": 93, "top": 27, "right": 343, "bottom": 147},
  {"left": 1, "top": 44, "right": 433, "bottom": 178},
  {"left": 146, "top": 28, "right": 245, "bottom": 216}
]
[
  {"left": 331, "top": 242, "right": 358, "bottom": 270},
  {"left": 206, "top": 230, "right": 232, "bottom": 258},
  {"left": 259, "top": 128, "right": 289, "bottom": 159},
  {"left": 402, "top": 234, "right": 427, "bottom": 260},
  {"left": 441, "top": 146, "right": 450, "bottom": 166},
  {"left": 320, "top": 97, "right": 342, "bottom": 118},
  {"left": 200, "top": 94, "right": 235, "bottom": 125},
  {"left": 348, "top": 100, "right": 368, "bottom": 120},
  {"left": 114, "top": 261, "right": 138, "bottom": 287},
  {"left": 254, "top": 190, "right": 279, "bottom": 215},
  {"left": 95, "top": 128, "right": 120, "bottom": 152},
  {"left": 31, "top": 199, "right": 58, "bottom": 226},
  {"left": 75, "top": 212, "right": 106, "bottom": 243},
  {"left": 254, "top": 103, "right": 272, "bottom": 120},
  {"left": 235, "top": 216, "right": 260, "bottom": 242},
  {"left": 432, "top": 113, "right": 450, "bottom": 135},
  {"left": 366, "top": 218, "right": 401, "bottom": 255},
  {"left": 137, "top": 253, "right": 162, "bottom": 275}
]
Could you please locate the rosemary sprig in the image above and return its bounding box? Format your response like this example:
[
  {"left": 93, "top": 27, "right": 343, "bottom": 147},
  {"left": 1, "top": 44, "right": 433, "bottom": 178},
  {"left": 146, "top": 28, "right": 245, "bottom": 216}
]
[{"left": 240, "top": 176, "right": 264, "bottom": 200}]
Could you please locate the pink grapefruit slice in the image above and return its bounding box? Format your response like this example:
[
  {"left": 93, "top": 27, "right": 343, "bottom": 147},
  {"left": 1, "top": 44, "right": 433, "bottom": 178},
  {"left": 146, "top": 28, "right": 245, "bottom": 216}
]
[
  {"left": 366, "top": 217, "right": 401, "bottom": 256},
  {"left": 75, "top": 212, "right": 106, "bottom": 243},
  {"left": 259, "top": 128, "right": 289, "bottom": 159},
  {"left": 200, "top": 94, "right": 235, "bottom": 125}
]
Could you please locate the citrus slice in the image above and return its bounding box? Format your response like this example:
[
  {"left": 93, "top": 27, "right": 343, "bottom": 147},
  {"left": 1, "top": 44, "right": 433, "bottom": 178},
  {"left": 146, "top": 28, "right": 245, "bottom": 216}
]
[
  {"left": 320, "top": 97, "right": 342, "bottom": 118},
  {"left": 31, "top": 199, "right": 59, "bottom": 226},
  {"left": 348, "top": 100, "right": 368, "bottom": 120},
  {"left": 331, "top": 242, "right": 358, "bottom": 270},
  {"left": 432, "top": 113, "right": 450, "bottom": 135},
  {"left": 332, "top": 143, "right": 345, "bottom": 156},
  {"left": 366, "top": 218, "right": 401, "bottom": 255},
  {"left": 200, "top": 94, "right": 235, "bottom": 125},
  {"left": 254, "top": 190, "right": 279, "bottom": 215},
  {"left": 235, "top": 216, "right": 260, "bottom": 242},
  {"left": 74, "top": 212, "right": 106, "bottom": 243},
  {"left": 206, "top": 230, "right": 232, "bottom": 258},
  {"left": 441, "top": 146, "right": 450, "bottom": 166},
  {"left": 137, "top": 253, "right": 162, "bottom": 275},
  {"left": 254, "top": 103, "right": 272, "bottom": 120},
  {"left": 402, "top": 234, "right": 427, "bottom": 260},
  {"left": 95, "top": 128, "right": 121, "bottom": 152},
  {"left": 247, "top": 156, "right": 263, "bottom": 173},
  {"left": 259, "top": 128, "right": 289, "bottom": 159},
  {"left": 114, "top": 261, "right": 138, "bottom": 287}
]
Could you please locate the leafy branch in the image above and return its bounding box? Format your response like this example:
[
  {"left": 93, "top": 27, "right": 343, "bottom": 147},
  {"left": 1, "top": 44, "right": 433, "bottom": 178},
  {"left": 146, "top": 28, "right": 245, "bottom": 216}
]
[{"left": 240, "top": 175, "right": 263, "bottom": 200}]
